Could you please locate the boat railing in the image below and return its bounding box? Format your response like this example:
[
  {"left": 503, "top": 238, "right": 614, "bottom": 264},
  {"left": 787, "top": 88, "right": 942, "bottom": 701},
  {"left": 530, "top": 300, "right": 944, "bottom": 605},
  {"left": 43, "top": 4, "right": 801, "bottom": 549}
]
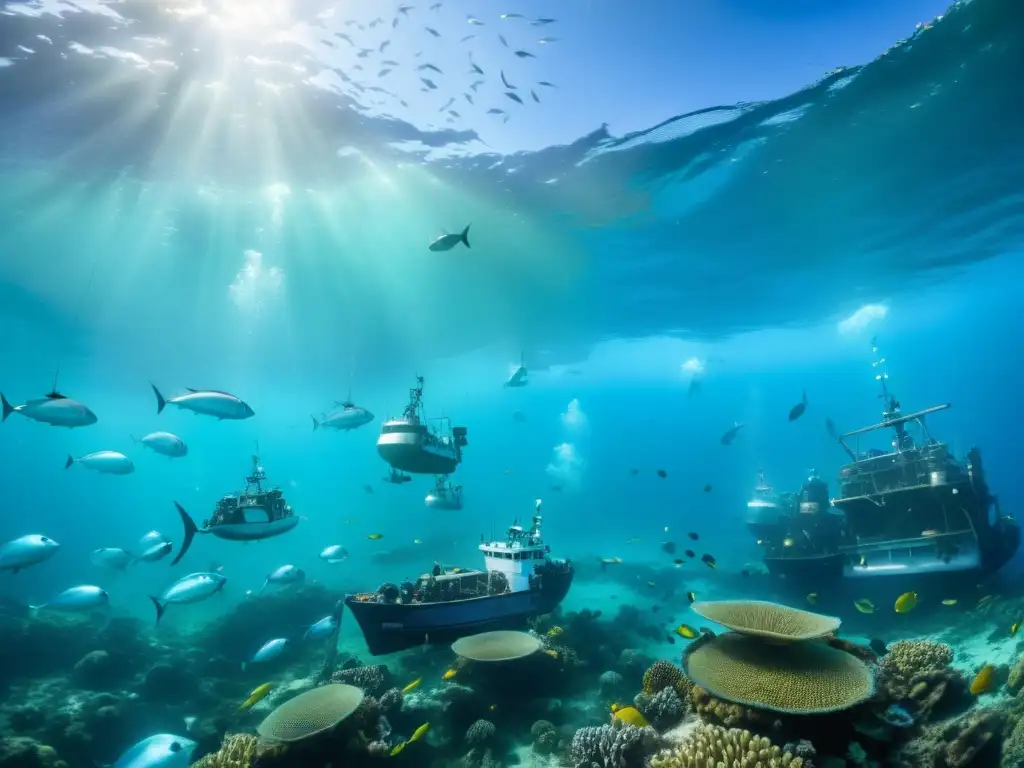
[{"left": 837, "top": 443, "right": 965, "bottom": 499}]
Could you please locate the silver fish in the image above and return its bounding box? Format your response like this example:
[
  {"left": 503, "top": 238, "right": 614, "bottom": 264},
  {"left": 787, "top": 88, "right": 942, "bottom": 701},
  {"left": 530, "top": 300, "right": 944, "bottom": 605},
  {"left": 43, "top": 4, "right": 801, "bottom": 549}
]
[
  {"left": 304, "top": 615, "right": 338, "bottom": 640},
  {"left": 260, "top": 564, "right": 305, "bottom": 594},
  {"left": 32, "top": 585, "right": 109, "bottom": 613},
  {"left": 137, "top": 541, "right": 173, "bottom": 563},
  {"left": 531, "top": 89, "right": 540, "bottom": 103},
  {"left": 532, "top": 18, "right": 556, "bottom": 25},
  {"left": 1, "top": 391, "right": 97, "bottom": 428},
  {"left": 151, "top": 572, "right": 226, "bottom": 623},
  {"left": 244, "top": 638, "right": 288, "bottom": 669},
  {"left": 0, "top": 534, "right": 60, "bottom": 573},
  {"left": 91, "top": 547, "right": 133, "bottom": 571},
  {"left": 467, "top": 16, "right": 484, "bottom": 25},
  {"left": 151, "top": 386, "right": 254, "bottom": 420},
  {"left": 319, "top": 545, "right": 349, "bottom": 564},
  {"left": 65, "top": 450, "right": 134, "bottom": 474},
  {"left": 113, "top": 734, "right": 197, "bottom": 768},
  {"left": 500, "top": 13, "right": 524, "bottom": 20},
  {"left": 429, "top": 225, "right": 471, "bottom": 252},
  {"left": 424, "top": 26, "right": 440, "bottom": 37},
  {"left": 312, "top": 402, "right": 374, "bottom": 431},
  {"left": 135, "top": 431, "right": 188, "bottom": 458}
]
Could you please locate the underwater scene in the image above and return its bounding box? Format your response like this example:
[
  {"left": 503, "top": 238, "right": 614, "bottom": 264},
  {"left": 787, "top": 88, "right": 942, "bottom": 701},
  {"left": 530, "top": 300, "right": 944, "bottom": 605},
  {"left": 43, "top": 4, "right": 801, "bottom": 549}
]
[{"left": 2, "top": 0, "right": 1024, "bottom": 767}]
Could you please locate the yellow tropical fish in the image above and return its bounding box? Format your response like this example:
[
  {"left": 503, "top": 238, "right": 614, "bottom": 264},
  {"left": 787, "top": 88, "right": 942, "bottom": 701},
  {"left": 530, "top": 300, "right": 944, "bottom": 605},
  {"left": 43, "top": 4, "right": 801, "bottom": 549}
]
[
  {"left": 543, "top": 648, "right": 559, "bottom": 659},
  {"left": 894, "top": 591, "right": 919, "bottom": 614},
  {"left": 367, "top": 533, "right": 384, "bottom": 540},
  {"left": 806, "top": 593, "right": 818, "bottom": 605},
  {"left": 854, "top": 598, "right": 875, "bottom": 614},
  {"left": 782, "top": 537, "right": 794, "bottom": 547},
  {"left": 546, "top": 626, "right": 564, "bottom": 638},
  {"left": 675, "top": 624, "right": 698, "bottom": 640},
  {"left": 970, "top": 664, "right": 994, "bottom": 696},
  {"left": 610, "top": 703, "right": 622, "bottom": 713},
  {"left": 920, "top": 529, "right": 940, "bottom": 537},
  {"left": 409, "top": 723, "right": 431, "bottom": 743},
  {"left": 402, "top": 677, "right": 422, "bottom": 694},
  {"left": 1012, "top": 622, "right": 1021, "bottom": 637},
  {"left": 613, "top": 706, "right": 650, "bottom": 728},
  {"left": 238, "top": 682, "right": 273, "bottom": 711},
  {"left": 390, "top": 742, "right": 406, "bottom": 757},
  {"left": 941, "top": 599, "right": 958, "bottom": 606},
  {"left": 442, "top": 668, "right": 458, "bottom": 680}
]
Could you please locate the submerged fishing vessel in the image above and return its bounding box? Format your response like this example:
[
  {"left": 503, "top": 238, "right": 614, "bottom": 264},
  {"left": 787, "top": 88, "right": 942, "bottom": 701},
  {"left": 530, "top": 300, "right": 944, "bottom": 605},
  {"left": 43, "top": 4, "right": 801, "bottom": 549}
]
[
  {"left": 749, "top": 340, "right": 1018, "bottom": 589},
  {"left": 377, "top": 376, "right": 468, "bottom": 475},
  {"left": 172, "top": 455, "right": 298, "bottom": 564},
  {"left": 345, "top": 500, "right": 574, "bottom": 655}
]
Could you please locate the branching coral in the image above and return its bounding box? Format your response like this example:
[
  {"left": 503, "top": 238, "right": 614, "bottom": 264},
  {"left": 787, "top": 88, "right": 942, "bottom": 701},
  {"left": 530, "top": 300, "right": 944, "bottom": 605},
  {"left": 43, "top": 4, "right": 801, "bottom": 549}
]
[
  {"left": 650, "top": 723, "right": 804, "bottom": 768},
  {"left": 569, "top": 723, "right": 659, "bottom": 768},
  {"left": 192, "top": 734, "right": 259, "bottom": 768},
  {"left": 880, "top": 640, "right": 953, "bottom": 698}
]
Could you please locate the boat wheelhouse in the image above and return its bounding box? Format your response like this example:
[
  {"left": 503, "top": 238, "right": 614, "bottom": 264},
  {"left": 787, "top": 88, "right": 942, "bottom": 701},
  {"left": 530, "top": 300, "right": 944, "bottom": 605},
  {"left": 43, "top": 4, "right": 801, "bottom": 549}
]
[{"left": 377, "top": 376, "right": 468, "bottom": 475}]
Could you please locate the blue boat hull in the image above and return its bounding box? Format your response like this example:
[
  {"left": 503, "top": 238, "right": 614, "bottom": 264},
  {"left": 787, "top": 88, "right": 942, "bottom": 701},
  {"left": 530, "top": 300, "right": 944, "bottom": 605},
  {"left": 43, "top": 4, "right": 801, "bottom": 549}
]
[{"left": 345, "top": 568, "right": 573, "bottom": 655}]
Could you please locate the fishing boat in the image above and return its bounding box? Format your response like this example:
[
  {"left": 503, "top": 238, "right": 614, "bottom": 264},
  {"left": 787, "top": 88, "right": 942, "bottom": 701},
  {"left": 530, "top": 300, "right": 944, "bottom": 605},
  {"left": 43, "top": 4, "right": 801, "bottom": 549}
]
[
  {"left": 424, "top": 476, "right": 464, "bottom": 510},
  {"left": 750, "top": 340, "right": 1019, "bottom": 591},
  {"left": 172, "top": 455, "right": 298, "bottom": 565},
  {"left": 345, "top": 500, "right": 574, "bottom": 655},
  {"left": 377, "top": 376, "right": 467, "bottom": 475}
]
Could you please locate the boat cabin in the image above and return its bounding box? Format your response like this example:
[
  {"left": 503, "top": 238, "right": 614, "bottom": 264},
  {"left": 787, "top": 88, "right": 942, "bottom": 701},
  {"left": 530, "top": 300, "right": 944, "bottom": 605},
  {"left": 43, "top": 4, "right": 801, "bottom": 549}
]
[{"left": 479, "top": 504, "right": 550, "bottom": 592}]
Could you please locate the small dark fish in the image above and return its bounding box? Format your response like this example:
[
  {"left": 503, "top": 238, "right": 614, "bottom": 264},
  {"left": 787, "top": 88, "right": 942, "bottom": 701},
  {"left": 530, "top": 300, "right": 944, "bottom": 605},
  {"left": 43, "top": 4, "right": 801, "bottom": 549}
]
[
  {"left": 398, "top": 5, "right": 414, "bottom": 15},
  {"left": 438, "top": 97, "right": 455, "bottom": 112},
  {"left": 382, "top": 59, "right": 399, "bottom": 66},
  {"left": 685, "top": 550, "right": 695, "bottom": 558},
  {"left": 701, "top": 554, "right": 717, "bottom": 569},
  {"left": 629, "top": 468, "right": 639, "bottom": 476},
  {"left": 362, "top": 484, "right": 374, "bottom": 494},
  {"left": 379, "top": 40, "right": 391, "bottom": 53},
  {"left": 530, "top": 89, "right": 539, "bottom": 103},
  {"left": 369, "top": 17, "right": 383, "bottom": 28},
  {"left": 537, "top": 80, "right": 557, "bottom": 87},
  {"left": 870, "top": 638, "right": 888, "bottom": 656},
  {"left": 686, "top": 591, "right": 696, "bottom": 603},
  {"left": 661, "top": 541, "right": 676, "bottom": 555},
  {"left": 448, "top": 110, "right": 460, "bottom": 119},
  {"left": 720, "top": 423, "right": 744, "bottom": 445},
  {"left": 461, "top": 34, "right": 476, "bottom": 43},
  {"left": 418, "top": 63, "right": 443, "bottom": 73},
  {"left": 420, "top": 78, "right": 438, "bottom": 89},
  {"left": 665, "top": 633, "right": 675, "bottom": 645},
  {"left": 703, "top": 484, "right": 712, "bottom": 492},
  {"left": 501, "top": 70, "right": 516, "bottom": 89},
  {"left": 788, "top": 391, "right": 808, "bottom": 421},
  {"left": 825, "top": 417, "right": 839, "bottom": 441},
  {"left": 672, "top": 558, "right": 685, "bottom": 565},
  {"left": 514, "top": 50, "right": 535, "bottom": 58},
  {"left": 469, "top": 61, "right": 484, "bottom": 75},
  {"left": 469, "top": 79, "right": 484, "bottom": 91},
  {"left": 532, "top": 18, "right": 557, "bottom": 25},
  {"left": 504, "top": 91, "right": 523, "bottom": 104},
  {"left": 740, "top": 569, "right": 750, "bottom": 578},
  {"left": 322, "top": 40, "right": 336, "bottom": 49},
  {"left": 393, "top": 16, "right": 399, "bottom": 28},
  {"left": 425, "top": 26, "right": 441, "bottom": 37},
  {"left": 357, "top": 48, "right": 373, "bottom": 58},
  {"left": 430, "top": 2, "right": 442, "bottom": 9},
  {"left": 499, "top": 34, "right": 508, "bottom": 47},
  {"left": 656, "top": 469, "right": 667, "bottom": 478},
  {"left": 486, "top": 108, "right": 506, "bottom": 115},
  {"left": 335, "top": 32, "right": 354, "bottom": 45},
  {"left": 687, "top": 532, "right": 699, "bottom": 541},
  {"left": 378, "top": 68, "right": 392, "bottom": 77}
]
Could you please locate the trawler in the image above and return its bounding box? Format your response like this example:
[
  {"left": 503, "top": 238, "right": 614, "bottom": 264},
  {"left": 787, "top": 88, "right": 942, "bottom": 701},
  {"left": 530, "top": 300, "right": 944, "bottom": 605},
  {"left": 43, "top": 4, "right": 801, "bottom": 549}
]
[
  {"left": 748, "top": 340, "right": 1018, "bottom": 588},
  {"left": 377, "top": 376, "right": 467, "bottom": 475},
  {"left": 425, "top": 476, "right": 464, "bottom": 510},
  {"left": 171, "top": 455, "right": 298, "bottom": 565},
  {"left": 345, "top": 499, "right": 574, "bottom": 655}
]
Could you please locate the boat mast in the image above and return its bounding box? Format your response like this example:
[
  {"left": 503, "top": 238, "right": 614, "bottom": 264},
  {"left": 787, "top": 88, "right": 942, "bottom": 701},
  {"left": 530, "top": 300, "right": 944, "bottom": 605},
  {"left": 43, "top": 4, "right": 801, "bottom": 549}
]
[
  {"left": 247, "top": 454, "right": 266, "bottom": 494},
  {"left": 403, "top": 376, "right": 424, "bottom": 423}
]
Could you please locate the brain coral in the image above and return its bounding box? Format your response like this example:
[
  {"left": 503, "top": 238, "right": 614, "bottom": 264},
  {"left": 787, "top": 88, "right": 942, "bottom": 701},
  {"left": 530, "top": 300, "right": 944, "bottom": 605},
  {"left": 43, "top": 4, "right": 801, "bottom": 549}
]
[
  {"left": 683, "top": 633, "right": 875, "bottom": 714},
  {"left": 643, "top": 660, "right": 687, "bottom": 695},
  {"left": 691, "top": 601, "right": 840, "bottom": 642},
  {"left": 650, "top": 723, "right": 804, "bottom": 768}
]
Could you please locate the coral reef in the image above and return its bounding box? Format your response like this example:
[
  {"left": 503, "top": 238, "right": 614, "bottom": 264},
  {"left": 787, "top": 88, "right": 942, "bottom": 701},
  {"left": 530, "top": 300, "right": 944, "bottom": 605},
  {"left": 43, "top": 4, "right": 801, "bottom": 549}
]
[
  {"left": 465, "top": 719, "right": 496, "bottom": 746},
  {"left": 879, "top": 640, "right": 954, "bottom": 699},
  {"left": 893, "top": 708, "right": 1005, "bottom": 767},
  {"left": 569, "top": 723, "right": 660, "bottom": 768},
  {"left": 642, "top": 660, "right": 692, "bottom": 701},
  {"left": 329, "top": 662, "right": 392, "bottom": 697},
  {"left": 531, "top": 720, "right": 559, "bottom": 755},
  {"left": 650, "top": 723, "right": 805, "bottom": 768},
  {"left": 191, "top": 734, "right": 259, "bottom": 768},
  {"left": 691, "top": 601, "right": 840, "bottom": 642},
  {"left": 635, "top": 687, "right": 686, "bottom": 731},
  {"left": 689, "top": 686, "right": 770, "bottom": 730},
  {"left": 684, "top": 633, "right": 875, "bottom": 714}
]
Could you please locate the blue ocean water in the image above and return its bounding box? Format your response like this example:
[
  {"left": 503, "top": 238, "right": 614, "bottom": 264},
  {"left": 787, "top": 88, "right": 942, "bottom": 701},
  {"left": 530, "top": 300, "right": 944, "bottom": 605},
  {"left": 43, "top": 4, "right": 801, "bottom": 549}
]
[{"left": 1, "top": 0, "right": 1024, "bottom": 764}]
